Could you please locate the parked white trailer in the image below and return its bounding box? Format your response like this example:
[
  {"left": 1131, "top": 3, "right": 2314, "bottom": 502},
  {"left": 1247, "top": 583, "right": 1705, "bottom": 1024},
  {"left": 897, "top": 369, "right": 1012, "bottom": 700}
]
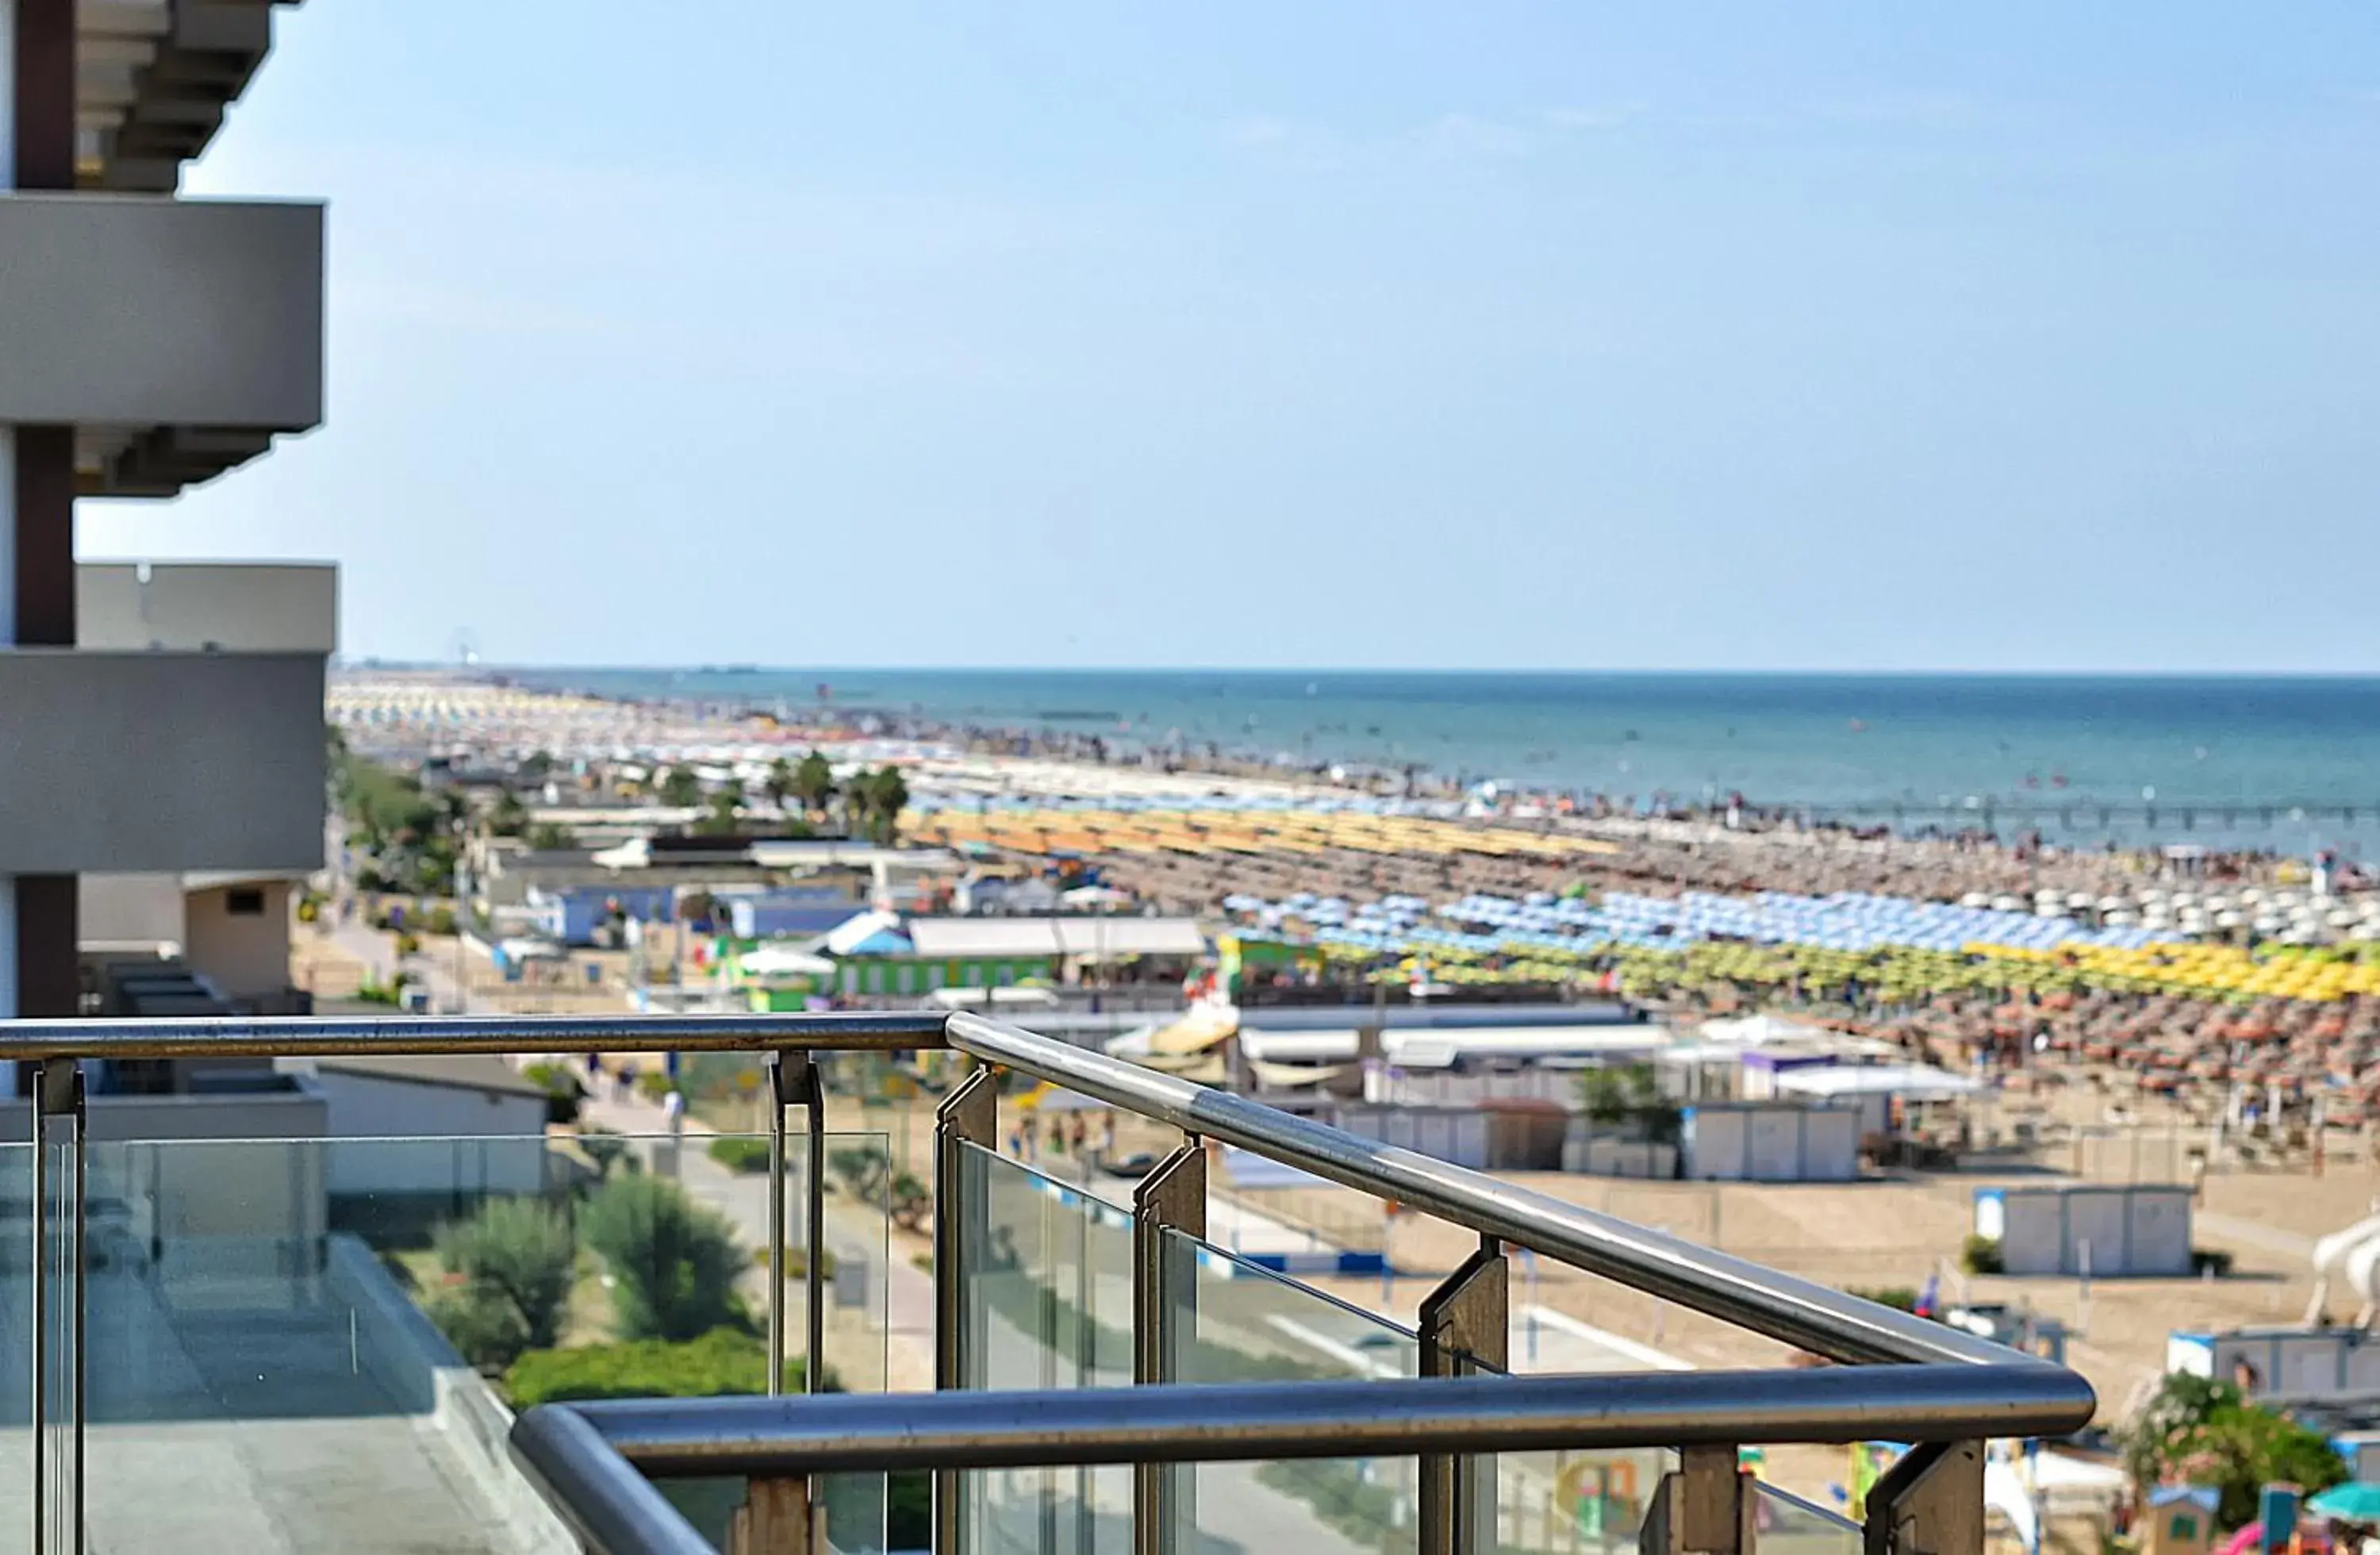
[{"left": 1973, "top": 1185, "right": 2193, "bottom": 1277}]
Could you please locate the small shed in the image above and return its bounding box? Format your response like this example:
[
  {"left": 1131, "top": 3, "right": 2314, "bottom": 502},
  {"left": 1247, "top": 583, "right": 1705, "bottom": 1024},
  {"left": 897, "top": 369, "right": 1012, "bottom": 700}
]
[
  {"left": 2167, "top": 1324, "right": 2380, "bottom": 1400},
  {"left": 1973, "top": 1184, "right": 2193, "bottom": 1277},
  {"left": 1678, "top": 1102, "right": 1863, "bottom": 1182}
]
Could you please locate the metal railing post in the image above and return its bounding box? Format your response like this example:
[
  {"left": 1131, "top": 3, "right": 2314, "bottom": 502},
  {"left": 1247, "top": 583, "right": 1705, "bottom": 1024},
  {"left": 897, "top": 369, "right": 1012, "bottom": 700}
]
[
  {"left": 1420, "top": 1235, "right": 1507, "bottom": 1555},
  {"left": 728, "top": 1474, "right": 820, "bottom": 1554},
  {"left": 1640, "top": 1444, "right": 1752, "bottom": 1555},
  {"left": 29, "top": 1061, "right": 84, "bottom": 1555},
  {"left": 766, "top": 1054, "right": 791, "bottom": 1399},
  {"left": 764, "top": 1054, "right": 830, "bottom": 1401},
  {"left": 1862, "top": 1439, "right": 1983, "bottom": 1555},
  {"left": 1132, "top": 1139, "right": 1205, "bottom": 1555},
  {"left": 933, "top": 1066, "right": 996, "bottom": 1552},
  {"left": 797, "top": 1060, "right": 827, "bottom": 1398}
]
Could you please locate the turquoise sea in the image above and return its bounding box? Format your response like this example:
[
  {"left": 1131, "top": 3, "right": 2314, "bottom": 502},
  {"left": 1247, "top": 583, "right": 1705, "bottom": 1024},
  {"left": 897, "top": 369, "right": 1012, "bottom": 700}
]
[{"left": 499, "top": 670, "right": 2380, "bottom": 857}]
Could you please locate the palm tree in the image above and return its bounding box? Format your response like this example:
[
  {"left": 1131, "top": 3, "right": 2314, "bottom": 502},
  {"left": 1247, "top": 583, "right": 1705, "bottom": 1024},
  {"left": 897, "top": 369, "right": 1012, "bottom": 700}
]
[
  {"left": 763, "top": 756, "right": 795, "bottom": 815},
  {"left": 862, "top": 766, "right": 909, "bottom": 845},
  {"left": 793, "top": 751, "right": 837, "bottom": 820},
  {"left": 694, "top": 789, "right": 743, "bottom": 837},
  {"left": 658, "top": 764, "right": 702, "bottom": 808}
]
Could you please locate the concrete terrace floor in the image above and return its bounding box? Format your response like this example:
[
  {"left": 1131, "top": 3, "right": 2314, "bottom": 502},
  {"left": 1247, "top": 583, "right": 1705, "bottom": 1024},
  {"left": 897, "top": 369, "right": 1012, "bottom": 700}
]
[{"left": 0, "top": 1270, "right": 516, "bottom": 1554}]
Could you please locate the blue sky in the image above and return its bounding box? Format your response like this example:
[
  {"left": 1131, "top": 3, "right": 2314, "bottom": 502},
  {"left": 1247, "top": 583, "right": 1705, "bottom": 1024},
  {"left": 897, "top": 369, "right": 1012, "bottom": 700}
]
[{"left": 83, "top": 4, "right": 2380, "bottom": 671}]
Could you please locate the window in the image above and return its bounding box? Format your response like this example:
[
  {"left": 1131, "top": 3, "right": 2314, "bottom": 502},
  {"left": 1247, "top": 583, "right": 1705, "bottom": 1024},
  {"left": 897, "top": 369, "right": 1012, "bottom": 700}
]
[{"left": 225, "top": 889, "right": 266, "bottom": 916}]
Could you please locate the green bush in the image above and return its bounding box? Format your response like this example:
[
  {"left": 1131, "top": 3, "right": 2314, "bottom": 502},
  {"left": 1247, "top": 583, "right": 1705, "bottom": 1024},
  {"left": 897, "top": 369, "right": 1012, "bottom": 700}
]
[
  {"left": 1960, "top": 1234, "right": 2003, "bottom": 1275},
  {"left": 828, "top": 1144, "right": 890, "bottom": 1204},
  {"left": 887, "top": 1472, "right": 930, "bottom": 1552},
  {"left": 428, "top": 1283, "right": 532, "bottom": 1369},
  {"left": 426, "top": 905, "right": 459, "bottom": 936},
  {"left": 501, "top": 1329, "right": 823, "bottom": 1410},
  {"left": 751, "top": 1245, "right": 838, "bottom": 1280},
  {"left": 1846, "top": 1286, "right": 1921, "bottom": 1314},
  {"left": 637, "top": 1070, "right": 677, "bottom": 1103},
  {"left": 581, "top": 1174, "right": 747, "bottom": 1341},
  {"left": 578, "top": 1125, "right": 635, "bottom": 1178},
  {"left": 524, "top": 1062, "right": 585, "bottom": 1126},
  {"left": 708, "top": 1137, "right": 772, "bottom": 1174},
  {"left": 2122, "top": 1373, "right": 2344, "bottom": 1528},
  {"left": 429, "top": 1198, "right": 577, "bottom": 1366}
]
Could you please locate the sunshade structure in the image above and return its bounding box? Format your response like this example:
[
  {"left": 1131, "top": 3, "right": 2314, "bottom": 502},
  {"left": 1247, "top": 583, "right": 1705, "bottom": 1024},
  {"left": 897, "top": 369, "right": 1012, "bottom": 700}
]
[
  {"left": 907, "top": 804, "right": 1620, "bottom": 864},
  {"left": 1772, "top": 1065, "right": 1982, "bottom": 1101},
  {"left": 2310, "top": 1484, "right": 2380, "bottom": 1524}
]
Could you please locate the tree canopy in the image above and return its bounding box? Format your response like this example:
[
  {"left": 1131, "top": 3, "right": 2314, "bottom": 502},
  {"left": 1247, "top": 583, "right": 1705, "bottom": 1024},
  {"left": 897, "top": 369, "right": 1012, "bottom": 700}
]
[{"left": 2123, "top": 1374, "right": 2345, "bottom": 1527}]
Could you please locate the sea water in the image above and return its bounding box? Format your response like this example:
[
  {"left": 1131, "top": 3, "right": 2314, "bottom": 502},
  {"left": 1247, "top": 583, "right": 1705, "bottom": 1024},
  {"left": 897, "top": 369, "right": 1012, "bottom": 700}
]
[{"left": 502, "top": 669, "right": 2380, "bottom": 856}]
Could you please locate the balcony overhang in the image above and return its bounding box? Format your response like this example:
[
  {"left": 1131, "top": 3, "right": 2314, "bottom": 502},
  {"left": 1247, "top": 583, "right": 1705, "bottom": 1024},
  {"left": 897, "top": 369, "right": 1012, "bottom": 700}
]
[
  {"left": 0, "top": 649, "right": 326, "bottom": 874},
  {"left": 77, "top": 0, "right": 304, "bottom": 193},
  {"left": 0, "top": 194, "right": 324, "bottom": 497}
]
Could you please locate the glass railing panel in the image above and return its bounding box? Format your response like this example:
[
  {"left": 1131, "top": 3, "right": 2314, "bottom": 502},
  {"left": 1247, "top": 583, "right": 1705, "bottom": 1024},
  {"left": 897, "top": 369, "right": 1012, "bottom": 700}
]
[
  {"left": 0, "top": 1140, "right": 28, "bottom": 1555},
  {"left": 33, "top": 1132, "right": 67, "bottom": 1555},
  {"left": 73, "top": 1128, "right": 879, "bottom": 1553},
  {"left": 819, "top": 1129, "right": 896, "bottom": 1554},
  {"left": 956, "top": 1141, "right": 1134, "bottom": 1554},
  {"left": 1754, "top": 1478, "right": 1863, "bottom": 1555},
  {"left": 1169, "top": 1230, "right": 1421, "bottom": 1555},
  {"left": 1491, "top": 1444, "right": 1673, "bottom": 1554}
]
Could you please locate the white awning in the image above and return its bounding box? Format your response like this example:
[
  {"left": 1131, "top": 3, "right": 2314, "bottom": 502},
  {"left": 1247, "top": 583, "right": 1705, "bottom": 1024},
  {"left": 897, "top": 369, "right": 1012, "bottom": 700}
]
[
  {"left": 1238, "top": 1028, "right": 1361, "bottom": 1063},
  {"left": 1773, "top": 1064, "right": 1981, "bottom": 1100},
  {"left": 907, "top": 916, "right": 1206, "bottom": 962},
  {"left": 1382, "top": 1027, "right": 1664, "bottom": 1069}
]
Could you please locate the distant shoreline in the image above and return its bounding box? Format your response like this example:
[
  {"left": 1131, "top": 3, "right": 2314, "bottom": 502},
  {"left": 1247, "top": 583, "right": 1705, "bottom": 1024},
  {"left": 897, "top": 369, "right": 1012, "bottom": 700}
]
[{"left": 331, "top": 664, "right": 2357, "bottom": 865}]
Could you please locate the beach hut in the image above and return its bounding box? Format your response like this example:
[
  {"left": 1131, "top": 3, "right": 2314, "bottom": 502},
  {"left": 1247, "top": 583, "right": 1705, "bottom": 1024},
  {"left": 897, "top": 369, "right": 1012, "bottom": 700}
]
[
  {"left": 1677, "top": 1101, "right": 1864, "bottom": 1182},
  {"left": 2143, "top": 1488, "right": 2220, "bottom": 1555},
  {"left": 2167, "top": 1324, "right": 2380, "bottom": 1401},
  {"left": 1974, "top": 1184, "right": 2193, "bottom": 1277}
]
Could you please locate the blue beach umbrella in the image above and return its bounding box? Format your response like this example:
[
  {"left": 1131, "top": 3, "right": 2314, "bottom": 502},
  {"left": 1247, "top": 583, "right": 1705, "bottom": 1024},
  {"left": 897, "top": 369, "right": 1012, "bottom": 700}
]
[{"left": 2309, "top": 1484, "right": 2380, "bottom": 1524}]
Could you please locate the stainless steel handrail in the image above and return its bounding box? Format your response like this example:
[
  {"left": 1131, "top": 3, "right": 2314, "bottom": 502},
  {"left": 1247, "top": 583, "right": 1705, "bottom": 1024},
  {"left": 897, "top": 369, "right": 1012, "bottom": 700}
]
[
  {"left": 0, "top": 1008, "right": 2083, "bottom": 1373},
  {"left": 531, "top": 1365, "right": 2094, "bottom": 1476},
  {"left": 0, "top": 1009, "right": 947, "bottom": 1059},
  {"left": 947, "top": 1010, "right": 2029, "bottom": 1370},
  {"left": 510, "top": 1367, "right": 2093, "bottom": 1554},
  {"left": 508, "top": 1403, "right": 716, "bottom": 1555},
  {"left": 0, "top": 1008, "right": 2095, "bottom": 1553}
]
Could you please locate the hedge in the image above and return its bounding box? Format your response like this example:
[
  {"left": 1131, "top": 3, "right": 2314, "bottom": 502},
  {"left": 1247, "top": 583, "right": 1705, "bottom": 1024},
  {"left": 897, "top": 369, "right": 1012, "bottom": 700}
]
[
  {"left": 707, "top": 1137, "right": 772, "bottom": 1173},
  {"left": 502, "top": 1328, "right": 827, "bottom": 1410}
]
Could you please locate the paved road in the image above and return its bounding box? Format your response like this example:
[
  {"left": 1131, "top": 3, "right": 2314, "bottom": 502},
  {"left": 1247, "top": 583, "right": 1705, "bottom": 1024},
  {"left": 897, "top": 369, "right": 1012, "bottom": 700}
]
[{"left": 2196, "top": 1211, "right": 2316, "bottom": 1261}]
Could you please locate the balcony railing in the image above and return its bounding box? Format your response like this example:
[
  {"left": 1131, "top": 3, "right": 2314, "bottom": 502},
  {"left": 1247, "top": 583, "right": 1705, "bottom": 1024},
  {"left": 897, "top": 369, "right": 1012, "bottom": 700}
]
[{"left": 0, "top": 1011, "right": 2095, "bottom": 1555}]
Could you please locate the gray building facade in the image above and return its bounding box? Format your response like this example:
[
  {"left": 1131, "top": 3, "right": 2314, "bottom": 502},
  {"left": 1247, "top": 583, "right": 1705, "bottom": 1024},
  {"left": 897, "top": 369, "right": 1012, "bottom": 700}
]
[{"left": 2, "top": 1, "right": 324, "bottom": 1049}]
